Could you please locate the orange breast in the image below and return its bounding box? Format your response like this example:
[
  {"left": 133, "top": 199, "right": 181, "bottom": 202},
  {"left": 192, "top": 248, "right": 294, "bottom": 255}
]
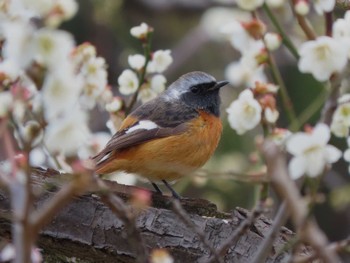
[{"left": 98, "top": 111, "right": 222, "bottom": 181}]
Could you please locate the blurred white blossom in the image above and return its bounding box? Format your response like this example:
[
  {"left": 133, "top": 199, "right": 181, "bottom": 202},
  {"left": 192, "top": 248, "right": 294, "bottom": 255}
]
[
  {"left": 138, "top": 74, "right": 167, "bottom": 103},
  {"left": 44, "top": 110, "right": 90, "bottom": 156},
  {"left": 201, "top": 7, "right": 251, "bottom": 41},
  {"left": 32, "top": 28, "right": 75, "bottom": 71},
  {"left": 236, "top": 0, "right": 264, "bottom": 11},
  {"left": 1, "top": 21, "right": 34, "bottom": 67},
  {"left": 330, "top": 94, "right": 350, "bottom": 137},
  {"left": 130, "top": 22, "right": 150, "bottom": 39},
  {"left": 226, "top": 89, "right": 262, "bottom": 135},
  {"left": 313, "top": 0, "right": 335, "bottom": 15},
  {"left": 294, "top": 0, "right": 310, "bottom": 16},
  {"left": 264, "top": 32, "right": 282, "bottom": 51},
  {"left": 128, "top": 54, "right": 146, "bottom": 70},
  {"left": 286, "top": 123, "right": 341, "bottom": 179},
  {"left": 264, "top": 107, "right": 279, "bottom": 123},
  {"left": 225, "top": 56, "right": 266, "bottom": 87},
  {"left": 118, "top": 69, "right": 139, "bottom": 95},
  {"left": 147, "top": 50, "right": 173, "bottom": 73},
  {"left": 298, "top": 36, "right": 349, "bottom": 81},
  {"left": 105, "top": 97, "right": 123, "bottom": 113},
  {"left": 42, "top": 70, "right": 83, "bottom": 119}
]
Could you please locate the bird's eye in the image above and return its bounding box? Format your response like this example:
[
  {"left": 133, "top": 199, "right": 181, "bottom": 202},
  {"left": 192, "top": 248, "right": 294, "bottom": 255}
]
[{"left": 191, "top": 86, "right": 200, "bottom": 94}]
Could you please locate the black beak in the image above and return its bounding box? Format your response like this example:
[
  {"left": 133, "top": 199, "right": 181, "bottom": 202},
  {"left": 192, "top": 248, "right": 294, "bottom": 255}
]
[{"left": 212, "top": 80, "right": 229, "bottom": 90}]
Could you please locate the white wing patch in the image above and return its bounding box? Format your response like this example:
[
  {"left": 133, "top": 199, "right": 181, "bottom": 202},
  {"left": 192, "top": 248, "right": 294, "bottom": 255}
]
[{"left": 125, "top": 120, "right": 158, "bottom": 134}]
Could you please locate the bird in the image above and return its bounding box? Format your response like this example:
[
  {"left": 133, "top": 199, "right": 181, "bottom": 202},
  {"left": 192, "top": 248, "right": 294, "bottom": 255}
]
[{"left": 93, "top": 71, "right": 229, "bottom": 199}]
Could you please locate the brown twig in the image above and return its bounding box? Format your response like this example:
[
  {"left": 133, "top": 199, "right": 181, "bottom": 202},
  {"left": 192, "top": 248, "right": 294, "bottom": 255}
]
[
  {"left": 319, "top": 75, "right": 343, "bottom": 125},
  {"left": 171, "top": 199, "right": 223, "bottom": 263},
  {"left": 206, "top": 201, "right": 265, "bottom": 263},
  {"left": 325, "top": 12, "right": 333, "bottom": 36},
  {"left": 100, "top": 192, "right": 149, "bottom": 263},
  {"left": 290, "top": 0, "right": 317, "bottom": 40},
  {"left": 30, "top": 172, "right": 93, "bottom": 234},
  {"left": 259, "top": 139, "right": 341, "bottom": 263},
  {"left": 292, "top": 237, "right": 350, "bottom": 263},
  {"left": 251, "top": 201, "right": 289, "bottom": 263}
]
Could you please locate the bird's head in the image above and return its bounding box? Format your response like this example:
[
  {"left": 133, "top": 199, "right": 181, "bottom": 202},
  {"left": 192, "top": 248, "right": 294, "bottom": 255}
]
[{"left": 164, "top": 71, "right": 229, "bottom": 116}]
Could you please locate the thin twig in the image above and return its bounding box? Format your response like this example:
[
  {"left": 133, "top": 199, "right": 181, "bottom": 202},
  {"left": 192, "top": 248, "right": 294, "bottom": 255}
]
[
  {"left": 30, "top": 173, "right": 92, "bottom": 234},
  {"left": 292, "top": 237, "right": 350, "bottom": 263},
  {"left": 262, "top": 3, "right": 299, "bottom": 59},
  {"left": 125, "top": 33, "right": 153, "bottom": 115},
  {"left": 171, "top": 199, "right": 223, "bottom": 263},
  {"left": 100, "top": 193, "right": 149, "bottom": 263},
  {"left": 290, "top": 0, "right": 317, "bottom": 40},
  {"left": 259, "top": 139, "right": 341, "bottom": 263},
  {"left": 206, "top": 201, "right": 265, "bottom": 263},
  {"left": 262, "top": 31, "right": 299, "bottom": 131},
  {"left": 319, "top": 75, "right": 342, "bottom": 125},
  {"left": 251, "top": 201, "right": 289, "bottom": 263},
  {"left": 325, "top": 12, "right": 333, "bottom": 37}
]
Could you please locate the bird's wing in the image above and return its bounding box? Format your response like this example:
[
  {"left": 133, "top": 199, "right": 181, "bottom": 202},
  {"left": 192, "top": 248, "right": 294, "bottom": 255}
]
[
  {"left": 93, "top": 98, "right": 198, "bottom": 166},
  {"left": 92, "top": 116, "right": 188, "bottom": 165}
]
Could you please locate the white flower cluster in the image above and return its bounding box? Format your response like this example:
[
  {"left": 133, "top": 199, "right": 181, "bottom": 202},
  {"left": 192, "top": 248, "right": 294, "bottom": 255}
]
[
  {"left": 286, "top": 124, "right": 341, "bottom": 179},
  {"left": 0, "top": 0, "right": 110, "bottom": 167},
  {"left": 117, "top": 23, "right": 173, "bottom": 103},
  {"left": 298, "top": 11, "right": 350, "bottom": 82}
]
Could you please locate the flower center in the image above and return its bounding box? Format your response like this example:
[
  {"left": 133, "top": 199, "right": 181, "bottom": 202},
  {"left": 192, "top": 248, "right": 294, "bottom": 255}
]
[{"left": 314, "top": 44, "right": 331, "bottom": 60}]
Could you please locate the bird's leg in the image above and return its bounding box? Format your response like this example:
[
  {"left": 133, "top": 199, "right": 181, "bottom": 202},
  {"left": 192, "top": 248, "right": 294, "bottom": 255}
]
[
  {"left": 162, "top": 180, "right": 181, "bottom": 199},
  {"left": 151, "top": 181, "right": 163, "bottom": 195}
]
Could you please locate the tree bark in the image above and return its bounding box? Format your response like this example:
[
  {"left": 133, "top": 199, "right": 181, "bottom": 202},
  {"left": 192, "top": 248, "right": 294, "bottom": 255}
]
[{"left": 0, "top": 169, "right": 310, "bottom": 262}]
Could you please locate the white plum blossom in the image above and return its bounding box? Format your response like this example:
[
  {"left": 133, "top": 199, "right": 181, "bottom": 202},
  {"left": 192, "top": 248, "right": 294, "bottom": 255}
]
[
  {"left": 264, "top": 32, "right": 282, "bottom": 51},
  {"left": 32, "top": 28, "right": 75, "bottom": 71},
  {"left": 330, "top": 94, "right": 350, "bottom": 137},
  {"left": 313, "top": 0, "right": 335, "bottom": 15},
  {"left": 343, "top": 137, "right": 350, "bottom": 174},
  {"left": 105, "top": 97, "right": 123, "bottom": 113},
  {"left": 1, "top": 21, "right": 34, "bottom": 68},
  {"left": 138, "top": 74, "right": 167, "bottom": 103},
  {"left": 226, "top": 89, "right": 262, "bottom": 135},
  {"left": 147, "top": 50, "right": 173, "bottom": 73},
  {"left": 220, "top": 21, "right": 264, "bottom": 54},
  {"left": 118, "top": 69, "right": 139, "bottom": 95},
  {"left": 264, "top": 107, "right": 279, "bottom": 123},
  {"left": 79, "top": 56, "right": 108, "bottom": 108},
  {"left": 150, "top": 74, "right": 167, "bottom": 93},
  {"left": 236, "top": 0, "right": 264, "bottom": 11},
  {"left": 78, "top": 132, "right": 111, "bottom": 160},
  {"left": 128, "top": 54, "right": 146, "bottom": 70},
  {"left": 42, "top": 70, "right": 83, "bottom": 119},
  {"left": 130, "top": 22, "right": 149, "bottom": 39},
  {"left": 0, "top": 59, "right": 20, "bottom": 85},
  {"left": 44, "top": 109, "right": 90, "bottom": 156},
  {"left": 333, "top": 11, "right": 350, "bottom": 40},
  {"left": 225, "top": 56, "right": 267, "bottom": 87},
  {"left": 332, "top": 11, "right": 350, "bottom": 57},
  {"left": 294, "top": 0, "right": 310, "bottom": 16},
  {"left": 200, "top": 7, "right": 252, "bottom": 41},
  {"left": 286, "top": 123, "right": 341, "bottom": 179},
  {"left": 298, "top": 36, "right": 349, "bottom": 82}
]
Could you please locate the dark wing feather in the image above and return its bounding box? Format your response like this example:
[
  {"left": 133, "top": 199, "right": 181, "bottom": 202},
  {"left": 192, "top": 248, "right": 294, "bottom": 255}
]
[
  {"left": 93, "top": 96, "right": 198, "bottom": 165},
  {"left": 92, "top": 123, "right": 187, "bottom": 165}
]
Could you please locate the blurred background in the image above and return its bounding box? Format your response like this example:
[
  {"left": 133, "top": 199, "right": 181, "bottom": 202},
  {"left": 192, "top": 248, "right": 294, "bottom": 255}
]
[{"left": 60, "top": 0, "right": 350, "bottom": 242}]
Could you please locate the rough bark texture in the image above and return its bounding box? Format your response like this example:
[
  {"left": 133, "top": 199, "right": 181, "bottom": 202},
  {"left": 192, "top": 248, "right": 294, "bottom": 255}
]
[{"left": 0, "top": 169, "right": 310, "bottom": 263}]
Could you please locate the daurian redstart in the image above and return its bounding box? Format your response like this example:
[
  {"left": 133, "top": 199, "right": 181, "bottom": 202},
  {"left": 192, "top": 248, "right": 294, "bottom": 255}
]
[{"left": 93, "top": 71, "right": 228, "bottom": 198}]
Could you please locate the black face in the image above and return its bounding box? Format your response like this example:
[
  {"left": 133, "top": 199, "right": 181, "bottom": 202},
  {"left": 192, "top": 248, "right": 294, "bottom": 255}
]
[{"left": 181, "top": 81, "right": 222, "bottom": 116}]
